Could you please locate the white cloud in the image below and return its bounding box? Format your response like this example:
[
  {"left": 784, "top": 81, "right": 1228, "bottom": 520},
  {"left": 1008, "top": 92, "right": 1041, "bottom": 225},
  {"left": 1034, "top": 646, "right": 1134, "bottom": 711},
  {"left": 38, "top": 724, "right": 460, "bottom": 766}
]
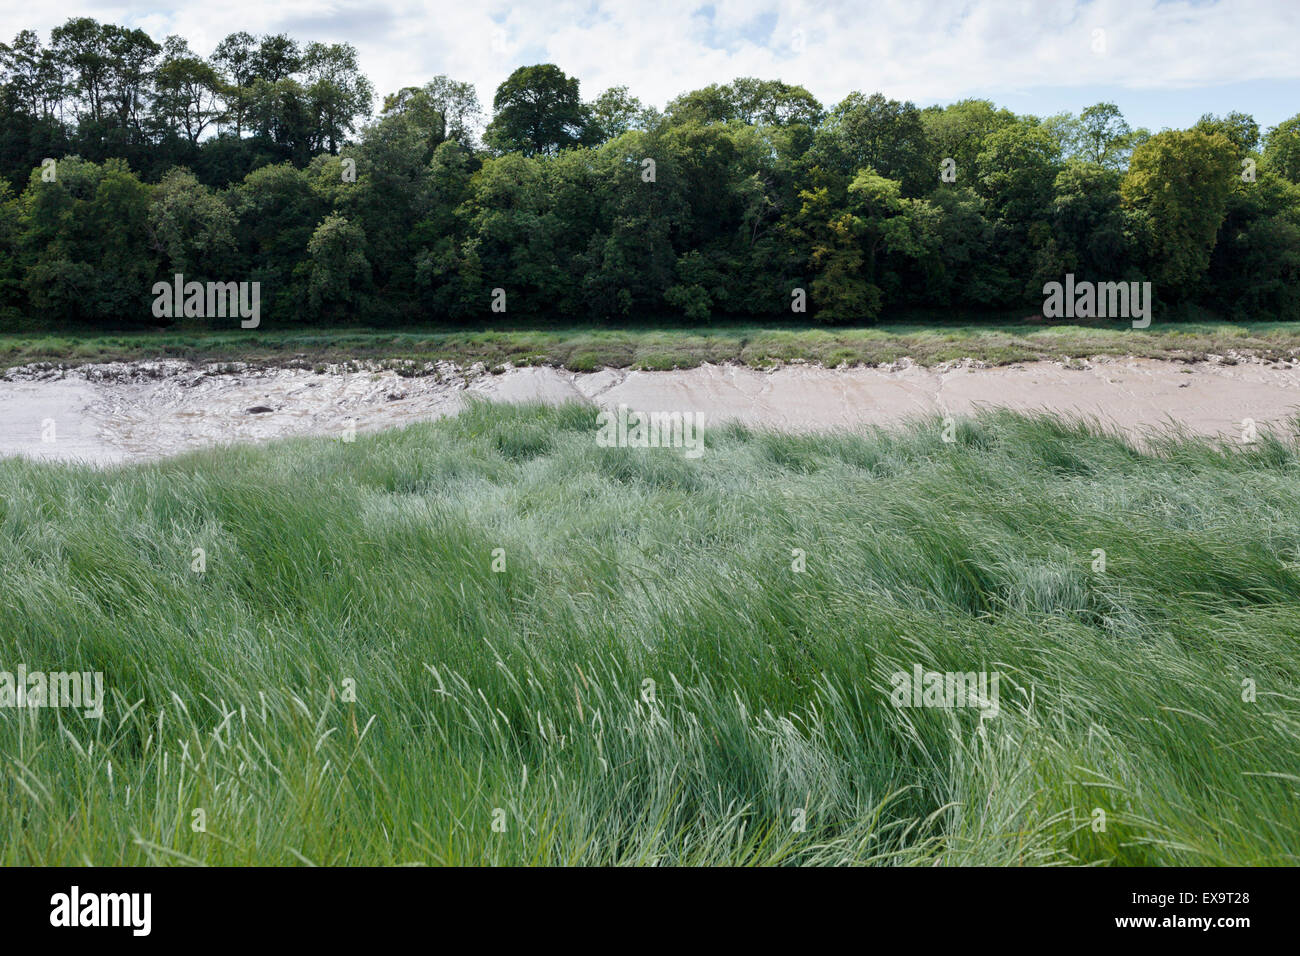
[{"left": 2, "top": 0, "right": 1298, "bottom": 117}]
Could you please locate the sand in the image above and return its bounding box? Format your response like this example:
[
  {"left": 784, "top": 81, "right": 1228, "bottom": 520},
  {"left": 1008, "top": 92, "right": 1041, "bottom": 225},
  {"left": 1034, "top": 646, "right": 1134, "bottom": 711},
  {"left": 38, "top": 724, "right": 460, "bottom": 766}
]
[{"left": 2, "top": 355, "right": 1298, "bottom": 465}]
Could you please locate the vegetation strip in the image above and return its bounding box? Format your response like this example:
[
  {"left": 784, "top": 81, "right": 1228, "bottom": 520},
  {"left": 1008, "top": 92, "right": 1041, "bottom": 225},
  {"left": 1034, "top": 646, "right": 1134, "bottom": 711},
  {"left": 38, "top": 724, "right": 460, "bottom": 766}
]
[{"left": 6, "top": 320, "right": 1300, "bottom": 375}]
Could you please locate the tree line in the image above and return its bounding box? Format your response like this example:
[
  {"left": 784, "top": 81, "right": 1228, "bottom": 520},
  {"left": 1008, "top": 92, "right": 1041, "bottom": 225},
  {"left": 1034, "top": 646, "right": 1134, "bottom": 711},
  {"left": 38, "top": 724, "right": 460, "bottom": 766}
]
[{"left": 3, "top": 17, "right": 1300, "bottom": 328}]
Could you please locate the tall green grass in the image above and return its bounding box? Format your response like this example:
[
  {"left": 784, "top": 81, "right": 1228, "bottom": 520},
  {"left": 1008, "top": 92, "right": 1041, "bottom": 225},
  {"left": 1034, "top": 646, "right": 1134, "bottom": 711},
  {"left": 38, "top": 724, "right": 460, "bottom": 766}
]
[{"left": 2, "top": 402, "right": 1298, "bottom": 865}]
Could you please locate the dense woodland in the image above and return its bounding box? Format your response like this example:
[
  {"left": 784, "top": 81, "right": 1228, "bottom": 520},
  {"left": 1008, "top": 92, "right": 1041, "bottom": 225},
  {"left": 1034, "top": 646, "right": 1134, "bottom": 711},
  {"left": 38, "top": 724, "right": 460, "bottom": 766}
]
[{"left": 3, "top": 17, "right": 1300, "bottom": 328}]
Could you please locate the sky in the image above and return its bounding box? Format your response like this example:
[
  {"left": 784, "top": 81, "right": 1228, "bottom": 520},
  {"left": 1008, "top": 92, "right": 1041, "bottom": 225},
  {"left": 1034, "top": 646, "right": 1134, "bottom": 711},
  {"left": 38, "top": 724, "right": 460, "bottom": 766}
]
[{"left": 3, "top": 0, "right": 1300, "bottom": 134}]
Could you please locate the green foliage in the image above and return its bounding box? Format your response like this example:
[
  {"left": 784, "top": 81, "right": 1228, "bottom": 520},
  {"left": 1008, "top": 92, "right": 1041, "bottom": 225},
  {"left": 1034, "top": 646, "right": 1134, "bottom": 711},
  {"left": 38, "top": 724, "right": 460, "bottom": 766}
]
[
  {"left": 0, "top": 180, "right": 20, "bottom": 312},
  {"left": 586, "top": 85, "right": 646, "bottom": 144},
  {"left": 1122, "top": 130, "right": 1239, "bottom": 291},
  {"left": 379, "top": 76, "right": 483, "bottom": 153},
  {"left": 306, "top": 213, "right": 370, "bottom": 317},
  {"left": 1195, "top": 111, "right": 1261, "bottom": 156},
  {"left": 1, "top": 17, "right": 1298, "bottom": 326},
  {"left": 1207, "top": 170, "right": 1300, "bottom": 319},
  {"left": 665, "top": 77, "right": 823, "bottom": 128},
  {"left": 229, "top": 162, "right": 324, "bottom": 321},
  {"left": 920, "top": 98, "right": 1018, "bottom": 183},
  {"left": 1263, "top": 113, "right": 1300, "bottom": 184},
  {"left": 148, "top": 166, "right": 236, "bottom": 277},
  {"left": 975, "top": 120, "right": 1061, "bottom": 223},
  {"left": 665, "top": 251, "right": 723, "bottom": 320},
  {"left": 1041, "top": 160, "right": 1130, "bottom": 282},
  {"left": 484, "top": 64, "right": 589, "bottom": 156},
  {"left": 816, "top": 92, "right": 930, "bottom": 195},
  {"left": 1056, "top": 102, "right": 1141, "bottom": 169},
  {"left": 20, "top": 156, "right": 155, "bottom": 324},
  {"left": 151, "top": 37, "right": 222, "bottom": 146}
]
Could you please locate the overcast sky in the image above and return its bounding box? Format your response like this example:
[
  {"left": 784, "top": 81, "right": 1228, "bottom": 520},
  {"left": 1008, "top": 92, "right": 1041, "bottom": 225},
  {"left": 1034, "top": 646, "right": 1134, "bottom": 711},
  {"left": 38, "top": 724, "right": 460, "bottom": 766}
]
[{"left": 4, "top": 0, "right": 1300, "bottom": 133}]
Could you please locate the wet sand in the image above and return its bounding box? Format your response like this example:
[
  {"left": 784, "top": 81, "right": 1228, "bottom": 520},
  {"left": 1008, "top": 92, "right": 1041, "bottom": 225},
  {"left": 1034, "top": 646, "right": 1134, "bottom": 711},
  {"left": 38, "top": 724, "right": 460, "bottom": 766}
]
[{"left": 3, "top": 356, "right": 1299, "bottom": 465}]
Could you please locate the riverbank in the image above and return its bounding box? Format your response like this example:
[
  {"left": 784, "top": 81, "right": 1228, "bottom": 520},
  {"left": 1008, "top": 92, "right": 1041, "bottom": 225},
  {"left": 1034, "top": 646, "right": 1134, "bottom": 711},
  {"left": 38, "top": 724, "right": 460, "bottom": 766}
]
[{"left": 4, "top": 353, "right": 1298, "bottom": 464}]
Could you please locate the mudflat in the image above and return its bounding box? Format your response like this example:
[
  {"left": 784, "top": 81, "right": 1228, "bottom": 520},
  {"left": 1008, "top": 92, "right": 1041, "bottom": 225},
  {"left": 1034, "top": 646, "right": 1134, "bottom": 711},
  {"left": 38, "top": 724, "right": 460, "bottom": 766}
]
[{"left": 3, "top": 355, "right": 1298, "bottom": 464}]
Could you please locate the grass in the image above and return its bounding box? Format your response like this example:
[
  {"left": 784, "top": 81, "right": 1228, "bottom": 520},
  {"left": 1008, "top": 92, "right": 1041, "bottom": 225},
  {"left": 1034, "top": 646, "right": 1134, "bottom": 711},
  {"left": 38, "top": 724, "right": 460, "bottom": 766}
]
[
  {"left": 2, "top": 401, "right": 1300, "bottom": 865},
  {"left": 5, "top": 316, "right": 1300, "bottom": 374}
]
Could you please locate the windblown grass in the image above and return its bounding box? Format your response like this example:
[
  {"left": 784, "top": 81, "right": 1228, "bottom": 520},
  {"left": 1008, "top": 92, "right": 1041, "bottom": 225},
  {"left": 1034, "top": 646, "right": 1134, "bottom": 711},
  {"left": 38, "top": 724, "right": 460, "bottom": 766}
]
[{"left": 1, "top": 402, "right": 1298, "bottom": 865}]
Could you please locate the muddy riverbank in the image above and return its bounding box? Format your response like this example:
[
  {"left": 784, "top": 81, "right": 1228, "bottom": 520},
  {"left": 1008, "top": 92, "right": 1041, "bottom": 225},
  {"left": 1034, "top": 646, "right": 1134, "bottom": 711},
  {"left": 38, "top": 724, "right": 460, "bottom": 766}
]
[{"left": 3, "top": 355, "right": 1299, "bottom": 464}]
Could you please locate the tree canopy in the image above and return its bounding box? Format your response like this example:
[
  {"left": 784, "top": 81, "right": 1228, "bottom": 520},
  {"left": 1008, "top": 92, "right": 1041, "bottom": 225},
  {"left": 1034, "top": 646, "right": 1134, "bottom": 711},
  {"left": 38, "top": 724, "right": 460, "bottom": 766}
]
[{"left": 2, "top": 18, "right": 1299, "bottom": 328}]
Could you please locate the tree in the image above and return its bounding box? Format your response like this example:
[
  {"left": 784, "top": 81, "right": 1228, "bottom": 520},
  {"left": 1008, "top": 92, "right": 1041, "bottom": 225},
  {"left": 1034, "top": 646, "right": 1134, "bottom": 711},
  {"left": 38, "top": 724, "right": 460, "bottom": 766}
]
[
  {"left": 2, "top": 18, "right": 1300, "bottom": 328},
  {"left": 920, "top": 99, "right": 1017, "bottom": 187},
  {"left": 230, "top": 162, "right": 326, "bottom": 320},
  {"left": 306, "top": 213, "right": 370, "bottom": 317},
  {"left": 1194, "top": 112, "right": 1260, "bottom": 156},
  {"left": 421, "top": 76, "right": 482, "bottom": 146},
  {"left": 1206, "top": 166, "right": 1300, "bottom": 320},
  {"left": 795, "top": 168, "right": 938, "bottom": 322},
  {"left": 975, "top": 120, "right": 1061, "bottom": 222},
  {"left": 0, "top": 30, "right": 66, "bottom": 120},
  {"left": 212, "top": 32, "right": 258, "bottom": 136},
  {"left": 1121, "top": 129, "right": 1238, "bottom": 290},
  {"left": 335, "top": 100, "right": 442, "bottom": 313},
  {"left": 0, "top": 180, "right": 21, "bottom": 312},
  {"left": 972, "top": 119, "right": 1062, "bottom": 296},
  {"left": 1059, "top": 102, "right": 1136, "bottom": 169},
  {"left": 238, "top": 35, "right": 313, "bottom": 162},
  {"left": 301, "top": 42, "right": 373, "bottom": 154},
  {"left": 587, "top": 86, "right": 645, "bottom": 143},
  {"left": 925, "top": 186, "right": 1004, "bottom": 306},
  {"left": 101, "top": 24, "right": 159, "bottom": 135},
  {"left": 796, "top": 182, "right": 875, "bottom": 322},
  {"left": 580, "top": 130, "right": 682, "bottom": 317},
  {"left": 148, "top": 167, "right": 236, "bottom": 277},
  {"left": 48, "top": 18, "right": 113, "bottom": 125},
  {"left": 248, "top": 77, "right": 311, "bottom": 162},
  {"left": 253, "top": 34, "right": 301, "bottom": 83},
  {"left": 484, "top": 64, "right": 588, "bottom": 156},
  {"left": 0, "top": 31, "right": 70, "bottom": 188},
  {"left": 816, "top": 93, "right": 930, "bottom": 196},
  {"left": 47, "top": 18, "right": 159, "bottom": 163},
  {"left": 846, "top": 170, "right": 937, "bottom": 305},
  {"left": 379, "top": 76, "right": 482, "bottom": 154},
  {"left": 20, "top": 156, "right": 156, "bottom": 324},
  {"left": 152, "top": 37, "right": 221, "bottom": 145},
  {"left": 415, "top": 139, "right": 479, "bottom": 316},
  {"left": 458, "top": 152, "right": 553, "bottom": 308},
  {"left": 1262, "top": 114, "right": 1300, "bottom": 184},
  {"left": 666, "top": 78, "right": 822, "bottom": 128},
  {"left": 1045, "top": 160, "right": 1129, "bottom": 280}
]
